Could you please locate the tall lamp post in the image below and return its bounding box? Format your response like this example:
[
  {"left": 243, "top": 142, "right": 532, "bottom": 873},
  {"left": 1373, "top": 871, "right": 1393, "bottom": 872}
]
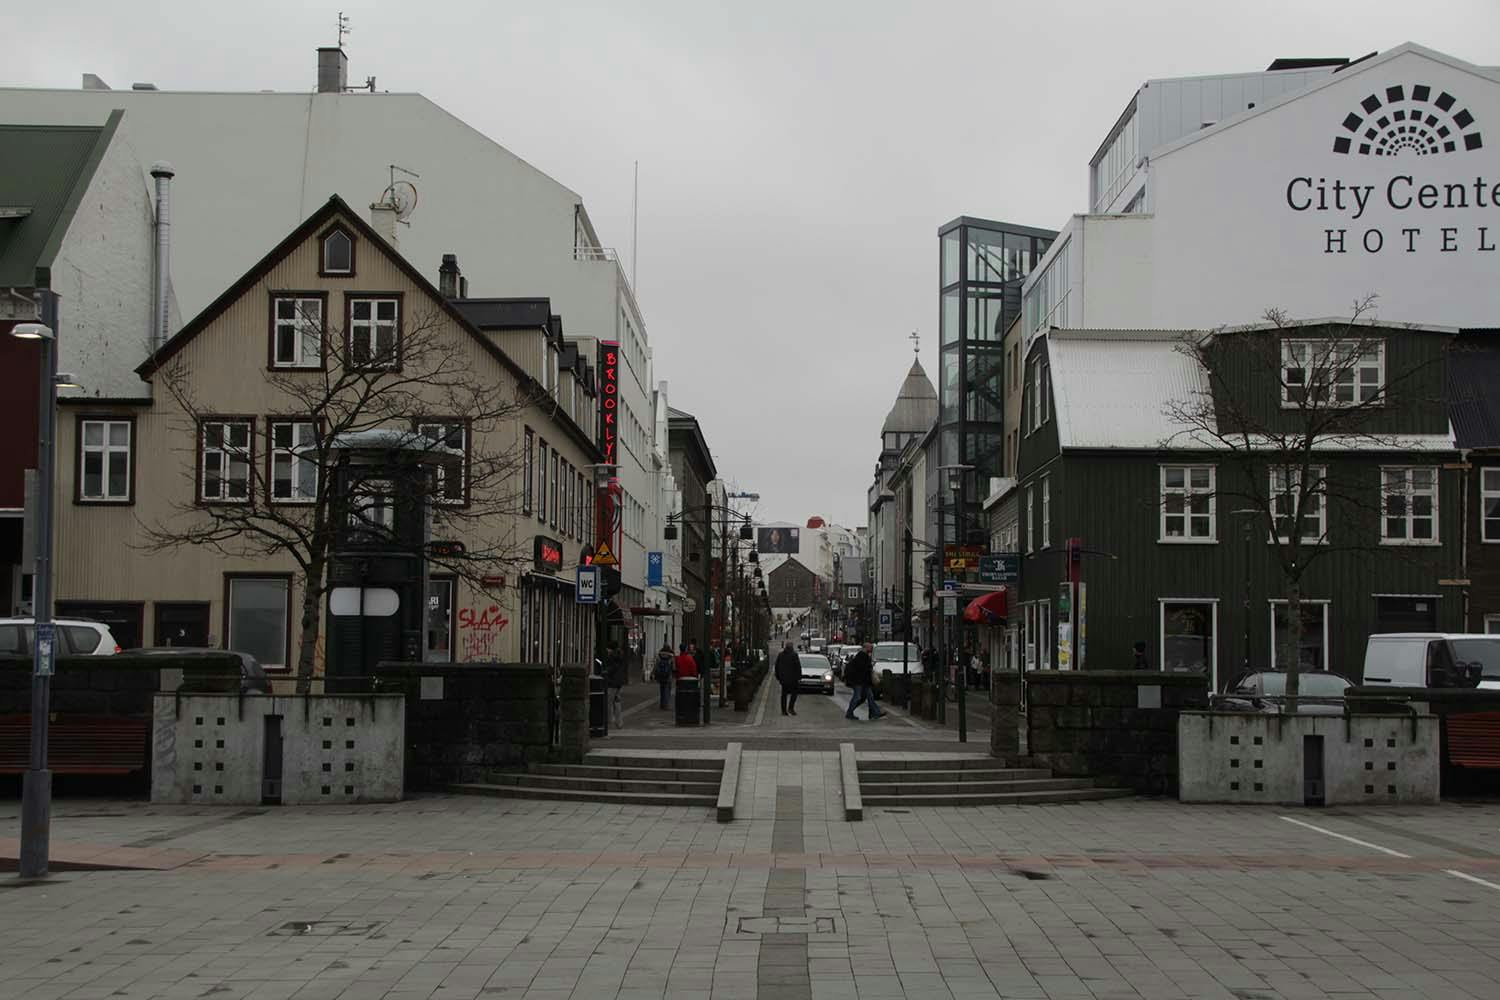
[
  {"left": 938, "top": 463, "right": 975, "bottom": 741},
  {"left": 14, "top": 293, "right": 63, "bottom": 879}
]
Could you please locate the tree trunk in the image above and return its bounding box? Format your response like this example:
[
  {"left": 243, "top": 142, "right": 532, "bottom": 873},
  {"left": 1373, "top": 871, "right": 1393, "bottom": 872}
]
[
  {"left": 294, "top": 562, "right": 323, "bottom": 694},
  {"left": 1285, "top": 575, "right": 1302, "bottom": 714}
]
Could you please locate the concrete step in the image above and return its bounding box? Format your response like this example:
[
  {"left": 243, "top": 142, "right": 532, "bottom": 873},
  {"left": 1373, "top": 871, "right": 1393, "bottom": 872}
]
[
  {"left": 448, "top": 783, "right": 716, "bottom": 807},
  {"left": 857, "top": 768, "right": 1054, "bottom": 783},
  {"left": 863, "top": 787, "right": 1135, "bottom": 807},
  {"left": 531, "top": 763, "right": 726, "bottom": 782},
  {"left": 853, "top": 757, "right": 1006, "bottom": 771},
  {"left": 860, "top": 778, "right": 1099, "bottom": 796},
  {"left": 582, "top": 754, "right": 725, "bottom": 771},
  {"left": 487, "top": 773, "right": 721, "bottom": 795}
]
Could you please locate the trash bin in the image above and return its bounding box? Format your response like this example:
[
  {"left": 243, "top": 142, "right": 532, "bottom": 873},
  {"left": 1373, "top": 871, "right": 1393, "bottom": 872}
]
[
  {"left": 675, "top": 677, "right": 701, "bottom": 726},
  {"left": 589, "top": 672, "right": 608, "bottom": 737}
]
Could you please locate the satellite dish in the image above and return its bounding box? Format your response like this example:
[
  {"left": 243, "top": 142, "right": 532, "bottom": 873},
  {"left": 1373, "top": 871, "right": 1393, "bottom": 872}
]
[{"left": 381, "top": 180, "right": 419, "bottom": 221}]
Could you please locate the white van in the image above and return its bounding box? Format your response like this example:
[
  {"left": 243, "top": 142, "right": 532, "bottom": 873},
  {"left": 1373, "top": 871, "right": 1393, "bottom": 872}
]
[{"left": 1362, "top": 633, "right": 1500, "bottom": 689}]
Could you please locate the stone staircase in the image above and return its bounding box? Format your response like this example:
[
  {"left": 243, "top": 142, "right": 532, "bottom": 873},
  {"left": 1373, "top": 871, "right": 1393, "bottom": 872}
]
[
  {"left": 449, "top": 753, "right": 724, "bottom": 808},
  {"left": 856, "top": 756, "right": 1132, "bottom": 807}
]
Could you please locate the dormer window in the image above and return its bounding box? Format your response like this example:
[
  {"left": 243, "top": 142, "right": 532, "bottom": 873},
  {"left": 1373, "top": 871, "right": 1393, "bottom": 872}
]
[{"left": 320, "top": 227, "right": 355, "bottom": 276}]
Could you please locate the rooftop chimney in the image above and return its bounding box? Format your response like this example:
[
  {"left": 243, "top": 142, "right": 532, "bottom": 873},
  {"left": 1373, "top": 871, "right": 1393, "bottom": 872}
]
[
  {"left": 439, "top": 254, "right": 461, "bottom": 299},
  {"left": 369, "top": 201, "right": 399, "bottom": 247},
  {"left": 317, "top": 47, "right": 348, "bottom": 93},
  {"left": 150, "top": 162, "right": 175, "bottom": 355}
]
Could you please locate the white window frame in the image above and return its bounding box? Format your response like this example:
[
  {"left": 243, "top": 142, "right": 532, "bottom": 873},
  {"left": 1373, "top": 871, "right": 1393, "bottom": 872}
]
[
  {"left": 417, "top": 421, "right": 466, "bottom": 506},
  {"left": 1159, "top": 465, "right": 1216, "bottom": 543},
  {"left": 321, "top": 229, "right": 353, "bottom": 275},
  {"left": 270, "top": 420, "right": 318, "bottom": 504},
  {"left": 1159, "top": 598, "right": 1219, "bottom": 688},
  {"left": 1281, "top": 339, "right": 1385, "bottom": 407},
  {"left": 79, "top": 418, "right": 132, "bottom": 502},
  {"left": 1268, "top": 599, "right": 1332, "bottom": 672},
  {"left": 1482, "top": 467, "right": 1500, "bottom": 543},
  {"left": 1040, "top": 475, "right": 1051, "bottom": 550},
  {"left": 348, "top": 296, "right": 399, "bottom": 368},
  {"left": 1269, "top": 465, "right": 1327, "bottom": 544},
  {"left": 1381, "top": 466, "right": 1439, "bottom": 546},
  {"left": 200, "top": 419, "right": 253, "bottom": 503},
  {"left": 271, "top": 295, "right": 323, "bottom": 368},
  {"left": 1025, "top": 487, "right": 1035, "bottom": 554},
  {"left": 1485, "top": 614, "right": 1500, "bottom": 635}
]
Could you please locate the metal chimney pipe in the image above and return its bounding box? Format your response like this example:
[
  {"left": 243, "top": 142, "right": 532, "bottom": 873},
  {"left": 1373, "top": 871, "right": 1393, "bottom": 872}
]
[{"left": 150, "top": 161, "right": 175, "bottom": 355}]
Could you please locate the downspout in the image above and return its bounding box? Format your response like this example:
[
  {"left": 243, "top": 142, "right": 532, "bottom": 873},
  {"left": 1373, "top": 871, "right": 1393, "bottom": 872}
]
[
  {"left": 1460, "top": 448, "right": 1470, "bottom": 630},
  {"left": 149, "top": 162, "right": 175, "bottom": 355}
]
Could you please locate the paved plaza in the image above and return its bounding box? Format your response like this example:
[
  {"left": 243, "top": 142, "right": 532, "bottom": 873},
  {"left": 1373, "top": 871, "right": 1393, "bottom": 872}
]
[{"left": 3, "top": 681, "right": 1500, "bottom": 1000}]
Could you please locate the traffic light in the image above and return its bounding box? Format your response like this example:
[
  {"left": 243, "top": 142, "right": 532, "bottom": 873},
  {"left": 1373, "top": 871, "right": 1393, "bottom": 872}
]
[{"left": 601, "top": 566, "right": 622, "bottom": 597}]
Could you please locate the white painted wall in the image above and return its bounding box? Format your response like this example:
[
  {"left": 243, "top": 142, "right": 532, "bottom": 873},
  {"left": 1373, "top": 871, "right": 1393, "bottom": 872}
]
[{"left": 51, "top": 126, "right": 168, "bottom": 398}]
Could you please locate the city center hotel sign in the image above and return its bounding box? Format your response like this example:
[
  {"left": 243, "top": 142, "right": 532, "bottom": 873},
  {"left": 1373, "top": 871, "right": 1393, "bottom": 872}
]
[
  {"left": 1285, "top": 81, "right": 1496, "bottom": 255},
  {"left": 1143, "top": 46, "right": 1500, "bottom": 330}
]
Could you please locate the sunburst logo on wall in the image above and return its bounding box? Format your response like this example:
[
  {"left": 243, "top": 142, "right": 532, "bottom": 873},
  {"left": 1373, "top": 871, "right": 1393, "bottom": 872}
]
[{"left": 1333, "top": 84, "right": 1482, "bottom": 156}]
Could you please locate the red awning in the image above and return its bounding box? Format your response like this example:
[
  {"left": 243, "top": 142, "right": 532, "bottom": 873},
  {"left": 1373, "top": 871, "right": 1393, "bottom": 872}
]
[{"left": 963, "top": 588, "right": 1008, "bottom": 625}]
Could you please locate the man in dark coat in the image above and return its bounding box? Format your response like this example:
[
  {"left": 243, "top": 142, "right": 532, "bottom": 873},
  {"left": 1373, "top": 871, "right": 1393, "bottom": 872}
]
[
  {"left": 774, "top": 641, "right": 802, "bottom": 716},
  {"left": 603, "top": 643, "right": 627, "bottom": 729},
  {"left": 843, "top": 642, "right": 884, "bottom": 721}
]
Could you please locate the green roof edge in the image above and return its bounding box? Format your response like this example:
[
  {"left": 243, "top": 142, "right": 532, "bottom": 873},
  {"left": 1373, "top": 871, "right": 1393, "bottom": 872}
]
[{"left": 33, "top": 108, "right": 124, "bottom": 289}]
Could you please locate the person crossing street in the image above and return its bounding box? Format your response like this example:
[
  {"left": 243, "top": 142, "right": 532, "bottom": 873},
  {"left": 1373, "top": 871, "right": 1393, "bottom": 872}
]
[{"left": 843, "top": 642, "right": 884, "bottom": 721}]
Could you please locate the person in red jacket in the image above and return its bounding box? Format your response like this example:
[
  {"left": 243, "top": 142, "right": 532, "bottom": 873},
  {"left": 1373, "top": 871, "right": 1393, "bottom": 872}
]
[{"left": 674, "top": 642, "right": 699, "bottom": 678}]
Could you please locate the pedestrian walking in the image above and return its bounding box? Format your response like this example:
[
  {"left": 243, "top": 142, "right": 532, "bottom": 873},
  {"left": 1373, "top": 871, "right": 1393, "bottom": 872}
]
[
  {"left": 674, "top": 642, "right": 699, "bottom": 678},
  {"left": 603, "top": 643, "right": 626, "bottom": 730},
  {"left": 654, "top": 644, "right": 676, "bottom": 709},
  {"left": 843, "top": 642, "right": 884, "bottom": 721},
  {"left": 774, "top": 641, "right": 801, "bottom": 716}
]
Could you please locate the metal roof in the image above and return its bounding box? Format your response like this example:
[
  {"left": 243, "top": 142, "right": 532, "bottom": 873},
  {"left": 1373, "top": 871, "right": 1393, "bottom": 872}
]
[
  {"left": 881, "top": 359, "right": 938, "bottom": 435},
  {"left": 1047, "top": 329, "right": 1214, "bottom": 449},
  {"left": 449, "top": 297, "right": 551, "bottom": 330},
  {"left": 0, "top": 113, "right": 120, "bottom": 288},
  {"left": 1449, "top": 341, "right": 1500, "bottom": 449}
]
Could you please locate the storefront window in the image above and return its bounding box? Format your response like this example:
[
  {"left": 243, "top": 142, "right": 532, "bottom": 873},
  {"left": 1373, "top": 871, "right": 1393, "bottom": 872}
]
[
  {"left": 1161, "top": 600, "right": 1215, "bottom": 675},
  {"left": 425, "top": 579, "right": 453, "bottom": 663},
  {"left": 1271, "top": 601, "right": 1328, "bottom": 671},
  {"left": 227, "top": 577, "right": 289, "bottom": 670}
]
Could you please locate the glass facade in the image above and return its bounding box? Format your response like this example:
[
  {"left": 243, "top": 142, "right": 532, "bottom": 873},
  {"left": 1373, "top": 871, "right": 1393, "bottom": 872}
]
[{"left": 936, "top": 218, "right": 1056, "bottom": 544}]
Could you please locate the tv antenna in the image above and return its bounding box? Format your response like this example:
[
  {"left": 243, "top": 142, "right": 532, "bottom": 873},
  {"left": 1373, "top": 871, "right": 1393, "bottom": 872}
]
[
  {"left": 337, "top": 11, "right": 350, "bottom": 48},
  {"left": 379, "top": 164, "right": 420, "bottom": 225},
  {"left": 909, "top": 330, "right": 920, "bottom": 355}
]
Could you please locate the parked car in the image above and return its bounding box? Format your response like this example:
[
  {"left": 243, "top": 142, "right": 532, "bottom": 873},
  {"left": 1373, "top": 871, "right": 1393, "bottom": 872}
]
[
  {"left": 1363, "top": 633, "right": 1497, "bottom": 689},
  {"left": 796, "top": 653, "right": 835, "bottom": 695},
  {"left": 123, "top": 647, "right": 271, "bottom": 694},
  {"left": 1216, "top": 670, "right": 1353, "bottom": 714},
  {"left": 0, "top": 616, "right": 120, "bottom": 656}
]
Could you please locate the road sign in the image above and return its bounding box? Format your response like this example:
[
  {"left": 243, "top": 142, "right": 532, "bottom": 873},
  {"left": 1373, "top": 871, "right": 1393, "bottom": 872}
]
[
  {"left": 35, "top": 621, "right": 55, "bottom": 676},
  {"left": 878, "top": 611, "right": 892, "bottom": 628},
  {"left": 575, "top": 566, "right": 600, "bottom": 604},
  {"left": 943, "top": 595, "right": 958, "bottom": 618},
  {"left": 944, "top": 579, "right": 958, "bottom": 592},
  {"left": 592, "top": 541, "right": 618, "bottom": 567}
]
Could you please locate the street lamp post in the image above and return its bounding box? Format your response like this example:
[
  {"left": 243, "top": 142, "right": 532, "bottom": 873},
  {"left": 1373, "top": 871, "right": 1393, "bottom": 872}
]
[
  {"left": 939, "top": 463, "right": 975, "bottom": 742},
  {"left": 14, "top": 293, "right": 60, "bottom": 880}
]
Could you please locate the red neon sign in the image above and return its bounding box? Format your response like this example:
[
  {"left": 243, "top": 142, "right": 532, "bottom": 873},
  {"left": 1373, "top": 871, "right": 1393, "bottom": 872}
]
[{"left": 598, "top": 340, "right": 619, "bottom": 464}]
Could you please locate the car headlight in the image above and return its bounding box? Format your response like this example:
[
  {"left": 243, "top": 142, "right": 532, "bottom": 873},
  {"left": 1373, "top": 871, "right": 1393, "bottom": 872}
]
[{"left": 824, "top": 672, "right": 833, "bottom": 681}]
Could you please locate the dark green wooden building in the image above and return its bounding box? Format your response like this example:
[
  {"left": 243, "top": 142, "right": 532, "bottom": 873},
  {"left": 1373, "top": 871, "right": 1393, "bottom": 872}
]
[{"left": 1015, "top": 321, "right": 1463, "bottom": 689}]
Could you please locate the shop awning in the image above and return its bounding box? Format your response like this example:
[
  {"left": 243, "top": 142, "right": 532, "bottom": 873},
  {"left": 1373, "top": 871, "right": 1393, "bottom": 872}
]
[{"left": 963, "top": 587, "right": 1008, "bottom": 625}]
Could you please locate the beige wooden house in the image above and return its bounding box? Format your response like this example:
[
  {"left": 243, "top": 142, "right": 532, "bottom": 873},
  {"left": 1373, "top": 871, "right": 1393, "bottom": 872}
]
[{"left": 52, "top": 196, "right": 601, "bottom": 677}]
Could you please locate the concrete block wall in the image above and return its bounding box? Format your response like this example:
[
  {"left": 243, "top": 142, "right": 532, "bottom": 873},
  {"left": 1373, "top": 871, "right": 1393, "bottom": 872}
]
[
  {"left": 1179, "top": 712, "right": 1439, "bottom": 805},
  {"left": 151, "top": 694, "right": 405, "bottom": 805},
  {"left": 373, "top": 663, "right": 589, "bottom": 789},
  {"left": 1023, "top": 671, "right": 1210, "bottom": 794}
]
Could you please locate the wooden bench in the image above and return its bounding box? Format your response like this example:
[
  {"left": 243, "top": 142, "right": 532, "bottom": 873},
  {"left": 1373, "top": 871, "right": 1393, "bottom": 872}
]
[
  {"left": 0, "top": 714, "right": 150, "bottom": 774},
  {"left": 1446, "top": 712, "right": 1500, "bottom": 770}
]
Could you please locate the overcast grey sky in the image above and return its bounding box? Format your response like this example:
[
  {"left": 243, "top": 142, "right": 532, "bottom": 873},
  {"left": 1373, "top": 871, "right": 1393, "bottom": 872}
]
[{"left": 9, "top": 1, "right": 1499, "bottom": 528}]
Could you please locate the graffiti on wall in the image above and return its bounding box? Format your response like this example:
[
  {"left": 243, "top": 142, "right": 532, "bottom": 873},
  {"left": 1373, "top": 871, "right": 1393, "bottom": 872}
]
[{"left": 458, "top": 604, "right": 510, "bottom": 661}]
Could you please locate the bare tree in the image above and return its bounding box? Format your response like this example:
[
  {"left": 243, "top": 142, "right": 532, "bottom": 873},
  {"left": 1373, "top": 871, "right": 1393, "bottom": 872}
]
[
  {"left": 142, "top": 301, "right": 542, "bottom": 690},
  {"left": 1163, "top": 296, "right": 1445, "bottom": 708}
]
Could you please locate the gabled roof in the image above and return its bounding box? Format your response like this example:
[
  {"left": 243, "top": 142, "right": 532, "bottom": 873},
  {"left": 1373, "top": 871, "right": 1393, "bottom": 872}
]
[
  {"left": 0, "top": 110, "right": 121, "bottom": 288},
  {"left": 1045, "top": 328, "right": 1212, "bottom": 449},
  {"left": 135, "top": 193, "right": 600, "bottom": 457},
  {"left": 451, "top": 298, "right": 552, "bottom": 330},
  {"left": 1150, "top": 42, "right": 1500, "bottom": 163},
  {"left": 667, "top": 406, "right": 718, "bottom": 480}
]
